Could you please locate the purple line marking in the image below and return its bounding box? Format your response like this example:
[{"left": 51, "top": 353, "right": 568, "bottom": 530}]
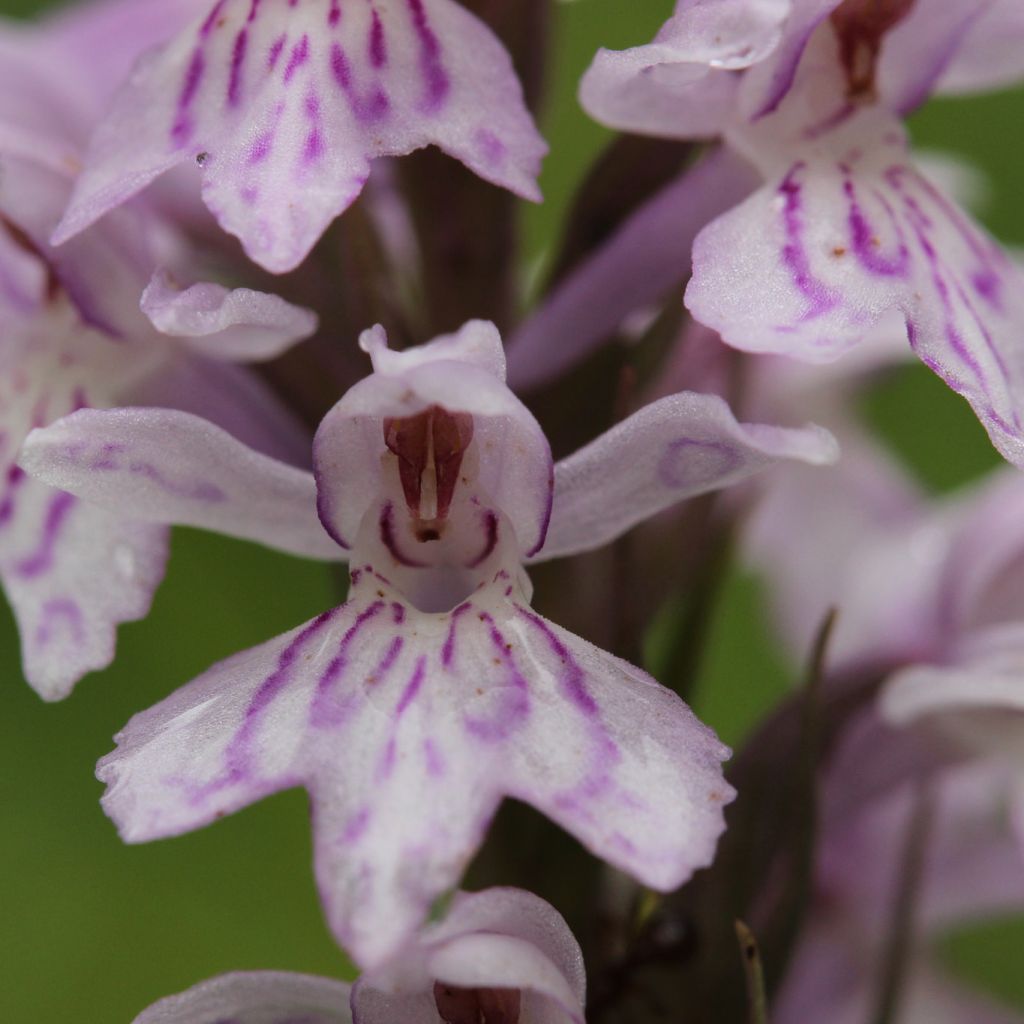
[
  {"left": 268, "top": 32, "right": 286, "bottom": 69},
  {"left": 776, "top": 162, "right": 841, "bottom": 322},
  {"left": 395, "top": 656, "right": 426, "bottom": 716},
  {"left": 379, "top": 502, "right": 426, "bottom": 567},
  {"left": 843, "top": 171, "right": 910, "bottom": 278},
  {"left": 310, "top": 601, "right": 387, "bottom": 725},
  {"left": 516, "top": 607, "right": 599, "bottom": 716},
  {"left": 442, "top": 602, "right": 472, "bottom": 667},
  {"left": 0, "top": 464, "right": 27, "bottom": 527},
  {"left": 407, "top": 0, "right": 450, "bottom": 110},
  {"left": 16, "top": 491, "right": 76, "bottom": 578},
  {"left": 466, "top": 510, "right": 498, "bottom": 568},
  {"left": 328, "top": 0, "right": 341, "bottom": 27},
  {"left": 369, "top": 10, "right": 387, "bottom": 67},
  {"left": 284, "top": 34, "right": 310, "bottom": 83},
  {"left": 172, "top": 48, "right": 206, "bottom": 145},
  {"left": 227, "top": 29, "right": 249, "bottom": 107}
]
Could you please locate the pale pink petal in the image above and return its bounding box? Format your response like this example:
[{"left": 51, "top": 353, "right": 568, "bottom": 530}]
[
  {"left": 536, "top": 391, "right": 837, "bottom": 562},
  {"left": 140, "top": 267, "right": 317, "bottom": 361},
  {"left": 0, "top": 475, "right": 168, "bottom": 701},
  {"left": 579, "top": 0, "right": 792, "bottom": 138},
  {"left": 125, "top": 354, "right": 312, "bottom": 466},
  {"left": 19, "top": 408, "right": 339, "bottom": 561},
  {"left": 315, "top": 323, "right": 552, "bottom": 556},
  {"left": 687, "top": 107, "right": 1024, "bottom": 465},
  {"left": 506, "top": 148, "right": 758, "bottom": 392},
  {"left": 134, "top": 971, "right": 351, "bottom": 1024},
  {"left": 53, "top": 0, "right": 546, "bottom": 272},
  {"left": 872, "top": 0, "right": 989, "bottom": 113},
  {"left": 745, "top": 429, "right": 948, "bottom": 669},
  {"left": 937, "top": 0, "right": 1024, "bottom": 95},
  {"left": 882, "top": 625, "right": 1024, "bottom": 734},
  {"left": 98, "top": 565, "right": 731, "bottom": 966}
]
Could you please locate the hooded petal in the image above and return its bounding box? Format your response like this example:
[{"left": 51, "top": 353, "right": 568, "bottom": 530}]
[
  {"left": 19, "top": 408, "right": 339, "bottom": 561},
  {"left": 686, "top": 106, "right": 1024, "bottom": 465},
  {"left": 141, "top": 267, "right": 317, "bottom": 361},
  {"left": 536, "top": 391, "right": 838, "bottom": 562},
  {"left": 98, "top": 565, "right": 731, "bottom": 966},
  {"left": 134, "top": 971, "right": 351, "bottom": 1024},
  {"left": 579, "top": 0, "right": 792, "bottom": 138},
  {"left": 314, "top": 323, "right": 552, "bottom": 556},
  {"left": 352, "top": 888, "right": 585, "bottom": 1024},
  {"left": 53, "top": 0, "right": 546, "bottom": 272}
]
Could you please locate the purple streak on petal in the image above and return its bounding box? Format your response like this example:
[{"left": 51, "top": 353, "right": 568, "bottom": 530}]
[
  {"left": 779, "top": 162, "right": 841, "bottom": 322},
  {"left": 247, "top": 0, "right": 261, "bottom": 22},
  {"left": 330, "top": 41, "right": 351, "bottom": 89},
  {"left": 284, "top": 34, "right": 310, "bottom": 84},
  {"left": 309, "top": 601, "right": 388, "bottom": 726},
  {"left": 441, "top": 602, "right": 473, "bottom": 668},
  {"left": 369, "top": 11, "right": 387, "bottom": 68},
  {"left": 227, "top": 29, "right": 249, "bottom": 107},
  {"left": 172, "top": 48, "right": 206, "bottom": 145},
  {"left": 200, "top": 0, "right": 228, "bottom": 38},
  {"left": 268, "top": 33, "right": 286, "bottom": 69},
  {"left": 466, "top": 511, "right": 499, "bottom": 568},
  {"left": 463, "top": 612, "right": 531, "bottom": 741},
  {"left": 34, "top": 598, "right": 84, "bottom": 649},
  {"left": 391, "top": 603, "right": 405, "bottom": 625},
  {"left": 515, "top": 608, "right": 599, "bottom": 717},
  {"left": 407, "top": 0, "right": 449, "bottom": 110},
  {"left": 248, "top": 129, "right": 274, "bottom": 164},
  {"left": 15, "top": 491, "right": 76, "bottom": 578},
  {"left": 342, "top": 806, "right": 371, "bottom": 843},
  {"left": 474, "top": 129, "right": 506, "bottom": 169},
  {"left": 0, "top": 464, "right": 27, "bottom": 527},
  {"left": 379, "top": 502, "right": 427, "bottom": 567},
  {"left": 328, "top": 0, "right": 341, "bottom": 28},
  {"left": 395, "top": 656, "right": 427, "bottom": 716},
  {"left": 842, "top": 169, "right": 910, "bottom": 278}
]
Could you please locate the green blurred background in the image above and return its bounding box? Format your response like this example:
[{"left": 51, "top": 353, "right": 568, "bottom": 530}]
[{"left": 1, "top": 0, "right": 1023, "bottom": 1019}]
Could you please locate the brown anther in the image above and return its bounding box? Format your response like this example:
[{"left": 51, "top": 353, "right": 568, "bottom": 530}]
[
  {"left": 383, "top": 405, "right": 474, "bottom": 526},
  {"left": 433, "top": 982, "right": 522, "bottom": 1024},
  {"left": 830, "top": 0, "right": 917, "bottom": 99}
]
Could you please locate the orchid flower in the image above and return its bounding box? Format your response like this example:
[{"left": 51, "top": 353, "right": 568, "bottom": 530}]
[
  {"left": 775, "top": 716, "right": 1024, "bottom": 1024},
  {"left": 134, "top": 887, "right": 585, "bottom": 1024},
  {"left": 0, "top": 24, "right": 320, "bottom": 700},
  {"left": 20, "top": 319, "right": 837, "bottom": 965},
  {"left": 51, "top": 0, "right": 548, "bottom": 274},
  {"left": 557, "top": 1, "right": 1024, "bottom": 466}
]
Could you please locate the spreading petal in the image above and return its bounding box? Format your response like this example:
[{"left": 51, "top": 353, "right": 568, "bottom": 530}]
[
  {"left": 98, "top": 568, "right": 731, "bottom": 966},
  {"left": 536, "top": 391, "right": 837, "bottom": 561},
  {"left": 141, "top": 267, "right": 317, "bottom": 361},
  {"left": 579, "top": 0, "right": 792, "bottom": 138},
  {"left": 134, "top": 971, "right": 351, "bottom": 1024},
  {"left": 936, "top": 0, "right": 1024, "bottom": 96},
  {"left": 53, "top": 0, "right": 546, "bottom": 272},
  {"left": 0, "top": 474, "right": 168, "bottom": 701},
  {"left": 686, "top": 107, "right": 1024, "bottom": 465},
  {"left": 19, "top": 408, "right": 339, "bottom": 561}
]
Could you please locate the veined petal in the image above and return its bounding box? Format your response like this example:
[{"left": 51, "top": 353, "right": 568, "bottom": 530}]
[
  {"left": 98, "top": 568, "right": 731, "bottom": 966},
  {"left": 0, "top": 475, "right": 168, "bottom": 701},
  {"left": 141, "top": 267, "right": 318, "bottom": 361},
  {"left": 536, "top": 391, "right": 837, "bottom": 562},
  {"left": 134, "top": 971, "right": 351, "bottom": 1024},
  {"left": 19, "top": 408, "right": 340, "bottom": 561},
  {"left": 687, "top": 107, "right": 1024, "bottom": 465},
  {"left": 580, "top": 0, "right": 793, "bottom": 138},
  {"left": 53, "top": 0, "right": 546, "bottom": 272}
]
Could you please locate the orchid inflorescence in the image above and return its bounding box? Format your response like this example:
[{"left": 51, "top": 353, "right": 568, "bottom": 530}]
[{"left": 4, "top": 1, "right": 1024, "bottom": 1021}]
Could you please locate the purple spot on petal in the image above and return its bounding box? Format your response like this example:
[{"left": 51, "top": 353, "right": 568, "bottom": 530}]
[
  {"left": 284, "top": 35, "right": 310, "bottom": 83},
  {"left": 395, "top": 657, "right": 426, "bottom": 716},
  {"left": 268, "top": 33, "right": 286, "bottom": 69},
  {"left": 369, "top": 11, "right": 387, "bottom": 67}
]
